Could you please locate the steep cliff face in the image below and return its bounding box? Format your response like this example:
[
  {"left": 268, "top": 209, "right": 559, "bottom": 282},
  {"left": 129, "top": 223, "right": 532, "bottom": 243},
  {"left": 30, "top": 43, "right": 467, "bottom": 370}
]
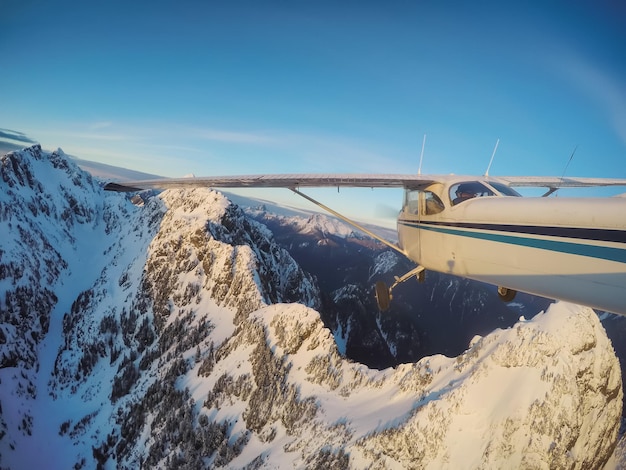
[
  {"left": 358, "top": 303, "right": 622, "bottom": 468},
  {"left": 244, "top": 204, "right": 552, "bottom": 368},
  {"left": 0, "top": 146, "right": 622, "bottom": 469},
  {"left": 211, "top": 302, "right": 622, "bottom": 469},
  {"left": 0, "top": 146, "right": 320, "bottom": 468},
  {"left": 0, "top": 145, "right": 99, "bottom": 372}
]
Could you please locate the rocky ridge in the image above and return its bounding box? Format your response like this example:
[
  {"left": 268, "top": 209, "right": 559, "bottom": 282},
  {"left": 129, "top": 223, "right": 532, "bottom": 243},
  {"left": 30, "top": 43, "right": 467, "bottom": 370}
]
[{"left": 0, "top": 145, "right": 623, "bottom": 468}]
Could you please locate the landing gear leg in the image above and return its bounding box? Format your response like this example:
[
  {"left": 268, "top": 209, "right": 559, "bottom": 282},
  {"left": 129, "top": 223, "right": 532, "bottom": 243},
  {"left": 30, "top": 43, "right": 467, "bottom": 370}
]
[
  {"left": 375, "top": 266, "right": 425, "bottom": 311},
  {"left": 497, "top": 286, "right": 517, "bottom": 302}
]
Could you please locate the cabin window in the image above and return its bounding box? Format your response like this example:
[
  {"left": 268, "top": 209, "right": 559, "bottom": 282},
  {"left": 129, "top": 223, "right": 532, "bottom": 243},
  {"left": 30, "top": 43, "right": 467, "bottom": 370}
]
[
  {"left": 450, "top": 182, "right": 494, "bottom": 205},
  {"left": 404, "top": 189, "right": 420, "bottom": 214},
  {"left": 424, "top": 191, "right": 445, "bottom": 215},
  {"left": 404, "top": 189, "right": 445, "bottom": 215},
  {"left": 488, "top": 181, "right": 522, "bottom": 197}
]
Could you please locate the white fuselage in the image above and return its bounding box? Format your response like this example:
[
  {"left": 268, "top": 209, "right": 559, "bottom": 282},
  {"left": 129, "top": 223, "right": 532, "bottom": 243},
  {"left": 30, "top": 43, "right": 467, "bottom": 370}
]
[{"left": 397, "top": 189, "right": 626, "bottom": 315}]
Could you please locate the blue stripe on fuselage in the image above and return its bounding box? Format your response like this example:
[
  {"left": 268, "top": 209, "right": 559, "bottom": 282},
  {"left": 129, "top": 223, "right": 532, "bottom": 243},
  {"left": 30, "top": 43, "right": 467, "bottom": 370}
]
[{"left": 398, "top": 220, "right": 626, "bottom": 264}]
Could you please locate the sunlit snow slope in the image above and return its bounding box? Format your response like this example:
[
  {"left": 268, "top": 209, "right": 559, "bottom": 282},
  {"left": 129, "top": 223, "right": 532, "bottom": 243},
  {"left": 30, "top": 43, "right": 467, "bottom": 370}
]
[{"left": 0, "top": 145, "right": 623, "bottom": 469}]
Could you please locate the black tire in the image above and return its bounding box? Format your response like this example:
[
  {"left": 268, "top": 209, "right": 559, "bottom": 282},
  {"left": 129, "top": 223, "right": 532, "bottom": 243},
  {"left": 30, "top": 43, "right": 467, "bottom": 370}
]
[
  {"left": 375, "top": 281, "right": 391, "bottom": 311},
  {"left": 497, "top": 286, "right": 517, "bottom": 302}
]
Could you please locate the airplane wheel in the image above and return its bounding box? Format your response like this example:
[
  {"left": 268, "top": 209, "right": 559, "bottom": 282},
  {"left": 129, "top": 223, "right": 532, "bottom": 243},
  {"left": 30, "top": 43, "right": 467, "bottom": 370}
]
[
  {"left": 375, "top": 281, "right": 391, "bottom": 311},
  {"left": 497, "top": 286, "right": 517, "bottom": 302}
]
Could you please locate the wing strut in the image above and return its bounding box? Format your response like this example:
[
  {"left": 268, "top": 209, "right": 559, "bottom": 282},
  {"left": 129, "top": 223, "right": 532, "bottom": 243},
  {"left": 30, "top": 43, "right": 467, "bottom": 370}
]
[{"left": 289, "top": 188, "right": 405, "bottom": 256}]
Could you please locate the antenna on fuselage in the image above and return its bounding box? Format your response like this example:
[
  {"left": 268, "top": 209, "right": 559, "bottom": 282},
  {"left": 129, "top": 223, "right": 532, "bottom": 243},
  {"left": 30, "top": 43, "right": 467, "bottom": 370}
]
[
  {"left": 484, "top": 138, "right": 499, "bottom": 177},
  {"left": 418, "top": 134, "right": 426, "bottom": 175}
]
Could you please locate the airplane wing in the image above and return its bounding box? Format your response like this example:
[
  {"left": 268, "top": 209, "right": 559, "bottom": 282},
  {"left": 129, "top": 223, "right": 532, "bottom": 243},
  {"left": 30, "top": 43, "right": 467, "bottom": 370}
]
[
  {"left": 104, "top": 173, "right": 626, "bottom": 192},
  {"left": 104, "top": 174, "right": 439, "bottom": 191},
  {"left": 497, "top": 176, "right": 626, "bottom": 188}
]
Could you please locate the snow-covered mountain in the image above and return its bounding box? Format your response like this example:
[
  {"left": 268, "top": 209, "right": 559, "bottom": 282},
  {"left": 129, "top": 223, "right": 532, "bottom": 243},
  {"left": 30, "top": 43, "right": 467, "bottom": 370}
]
[
  {"left": 226, "top": 192, "right": 397, "bottom": 243},
  {"left": 241, "top": 202, "right": 553, "bottom": 368},
  {"left": 0, "top": 145, "right": 623, "bottom": 468},
  {"left": 245, "top": 206, "right": 368, "bottom": 240}
]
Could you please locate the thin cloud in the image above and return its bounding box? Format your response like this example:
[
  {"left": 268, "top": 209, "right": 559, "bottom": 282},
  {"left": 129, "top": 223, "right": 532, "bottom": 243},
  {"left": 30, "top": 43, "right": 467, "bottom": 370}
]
[
  {"left": 167, "top": 125, "right": 403, "bottom": 171},
  {"left": 88, "top": 121, "right": 114, "bottom": 131},
  {"left": 35, "top": 128, "right": 134, "bottom": 142},
  {"left": 141, "top": 142, "right": 203, "bottom": 154},
  {"left": 268, "top": 131, "right": 411, "bottom": 173},
  {"left": 187, "top": 127, "right": 278, "bottom": 145},
  {"left": 152, "top": 124, "right": 406, "bottom": 174},
  {"left": 51, "top": 123, "right": 277, "bottom": 146},
  {"left": 26, "top": 121, "right": 408, "bottom": 177},
  {"left": 556, "top": 53, "right": 626, "bottom": 147},
  {"left": 0, "top": 128, "right": 37, "bottom": 144},
  {"left": 575, "top": 65, "right": 626, "bottom": 146}
]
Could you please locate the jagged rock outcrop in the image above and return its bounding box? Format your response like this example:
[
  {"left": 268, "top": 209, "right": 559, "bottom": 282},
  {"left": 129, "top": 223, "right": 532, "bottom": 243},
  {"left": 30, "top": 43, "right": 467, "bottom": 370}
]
[
  {"left": 245, "top": 205, "right": 552, "bottom": 367},
  {"left": 0, "top": 145, "right": 622, "bottom": 469},
  {"left": 134, "top": 187, "right": 320, "bottom": 337},
  {"left": 357, "top": 303, "right": 622, "bottom": 468},
  {"left": 189, "top": 300, "right": 622, "bottom": 468},
  {"left": 0, "top": 146, "right": 97, "bottom": 371}
]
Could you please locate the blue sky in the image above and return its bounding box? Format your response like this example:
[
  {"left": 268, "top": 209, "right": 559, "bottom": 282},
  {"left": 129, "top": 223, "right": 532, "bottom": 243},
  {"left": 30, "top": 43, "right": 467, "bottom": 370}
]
[{"left": 1, "top": 0, "right": 625, "bottom": 224}]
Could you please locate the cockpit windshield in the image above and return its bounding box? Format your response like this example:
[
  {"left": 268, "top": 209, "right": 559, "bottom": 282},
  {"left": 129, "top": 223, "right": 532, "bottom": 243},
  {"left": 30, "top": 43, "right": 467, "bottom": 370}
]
[
  {"left": 488, "top": 181, "right": 522, "bottom": 197},
  {"left": 450, "top": 181, "right": 494, "bottom": 205}
]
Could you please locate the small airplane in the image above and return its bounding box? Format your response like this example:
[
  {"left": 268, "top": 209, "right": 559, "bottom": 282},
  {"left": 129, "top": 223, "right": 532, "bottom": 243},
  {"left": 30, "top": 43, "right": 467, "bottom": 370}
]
[{"left": 106, "top": 173, "right": 626, "bottom": 316}]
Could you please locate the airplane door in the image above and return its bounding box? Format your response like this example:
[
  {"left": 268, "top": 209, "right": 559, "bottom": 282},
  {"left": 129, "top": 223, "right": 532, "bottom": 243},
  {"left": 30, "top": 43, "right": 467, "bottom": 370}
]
[
  {"left": 399, "top": 189, "right": 421, "bottom": 261},
  {"left": 417, "top": 188, "right": 446, "bottom": 266},
  {"left": 400, "top": 187, "right": 444, "bottom": 263},
  {"left": 417, "top": 190, "right": 423, "bottom": 262}
]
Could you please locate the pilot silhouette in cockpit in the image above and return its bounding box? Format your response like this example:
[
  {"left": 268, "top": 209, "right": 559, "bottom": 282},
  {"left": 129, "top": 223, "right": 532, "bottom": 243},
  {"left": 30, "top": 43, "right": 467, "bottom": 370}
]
[{"left": 452, "top": 183, "right": 477, "bottom": 205}]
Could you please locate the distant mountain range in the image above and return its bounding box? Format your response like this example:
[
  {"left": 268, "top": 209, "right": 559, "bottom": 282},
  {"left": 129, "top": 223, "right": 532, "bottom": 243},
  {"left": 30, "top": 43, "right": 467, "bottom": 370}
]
[{"left": 1, "top": 144, "right": 624, "bottom": 468}]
